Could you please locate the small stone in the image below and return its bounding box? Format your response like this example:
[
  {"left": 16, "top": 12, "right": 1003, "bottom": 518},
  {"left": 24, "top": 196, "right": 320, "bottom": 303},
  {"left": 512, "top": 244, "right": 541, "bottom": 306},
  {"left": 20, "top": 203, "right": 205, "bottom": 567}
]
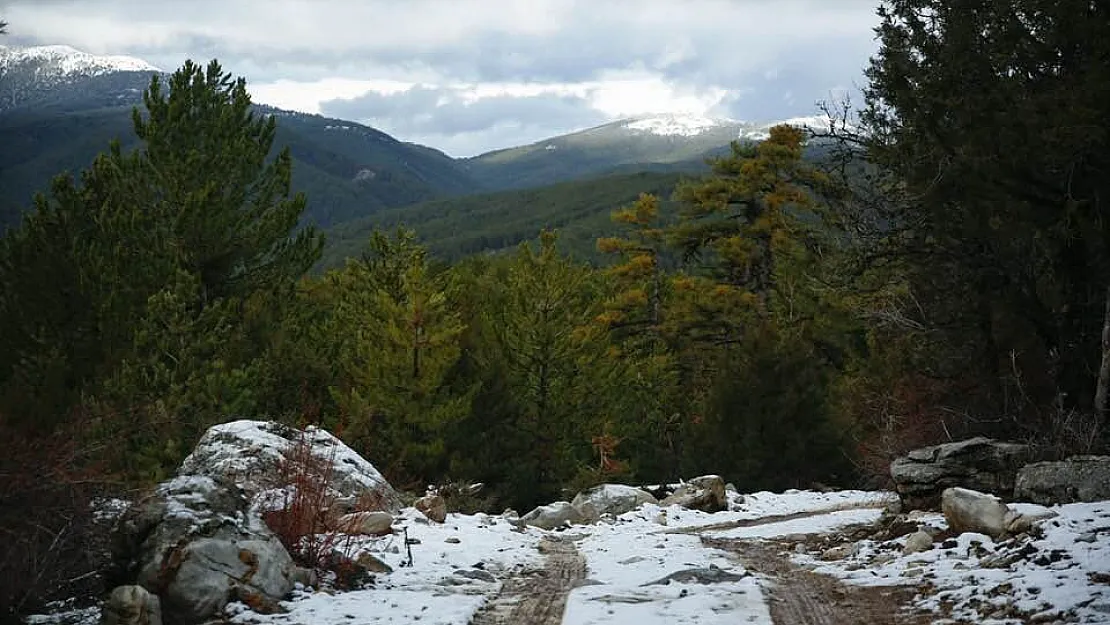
[
  {"left": 335, "top": 511, "right": 394, "bottom": 536},
  {"left": 414, "top": 494, "right": 448, "bottom": 523},
  {"left": 903, "top": 530, "right": 934, "bottom": 554},
  {"left": 355, "top": 553, "right": 393, "bottom": 574},
  {"left": 100, "top": 585, "right": 162, "bottom": 625},
  {"left": 445, "top": 537, "right": 461, "bottom": 544},
  {"left": 454, "top": 568, "right": 496, "bottom": 583},
  {"left": 821, "top": 545, "right": 853, "bottom": 561}
]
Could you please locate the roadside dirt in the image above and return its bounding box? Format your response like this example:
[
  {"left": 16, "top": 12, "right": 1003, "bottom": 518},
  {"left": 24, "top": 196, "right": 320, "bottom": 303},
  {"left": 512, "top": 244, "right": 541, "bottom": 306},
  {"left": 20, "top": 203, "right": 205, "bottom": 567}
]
[
  {"left": 705, "top": 536, "right": 932, "bottom": 625},
  {"left": 469, "top": 535, "right": 586, "bottom": 625}
]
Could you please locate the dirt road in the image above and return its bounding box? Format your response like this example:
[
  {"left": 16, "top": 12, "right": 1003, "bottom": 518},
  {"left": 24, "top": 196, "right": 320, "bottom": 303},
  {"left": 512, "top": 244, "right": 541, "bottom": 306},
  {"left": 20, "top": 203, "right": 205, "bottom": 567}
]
[
  {"left": 705, "top": 537, "right": 931, "bottom": 625},
  {"left": 469, "top": 535, "right": 586, "bottom": 625}
]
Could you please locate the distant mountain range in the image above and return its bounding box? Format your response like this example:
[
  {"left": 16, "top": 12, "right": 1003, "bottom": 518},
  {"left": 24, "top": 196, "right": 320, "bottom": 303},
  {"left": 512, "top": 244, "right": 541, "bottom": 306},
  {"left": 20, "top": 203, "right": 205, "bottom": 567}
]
[
  {"left": 0, "top": 44, "right": 839, "bottom": 260},
  {"left": 463, "top": 113, "right": 838, "bottom": 191}
]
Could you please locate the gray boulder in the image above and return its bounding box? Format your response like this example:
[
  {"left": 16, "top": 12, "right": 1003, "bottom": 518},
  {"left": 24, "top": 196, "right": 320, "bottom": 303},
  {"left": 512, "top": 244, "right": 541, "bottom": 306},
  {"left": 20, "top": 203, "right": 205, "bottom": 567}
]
[
  {"left": 1014, "top": 455, "right": 1110, "bottom": 505},
  {"left": 106, "top": 475, "right": 301, "bottom": 625},
  {"left": 890, "top": 437, "right": 1032, "bottom": 510},
  {"left": 519, "top": 501, "right": 585, "bottom": 530},
  {"left": 571, "top": 484, "right": 657, "bottom": 522},
  {"left": 177, "top": 420, "right": 401, "bottom": 513},
  {"left": 941, "top": 487, "right": 1012, "bottom": 539},
  {"left": 940, "top": 486, "right": 1048, "bottom": 540},
  {"left": 661, "top": 475, "right": 728, "bottom": 513}
]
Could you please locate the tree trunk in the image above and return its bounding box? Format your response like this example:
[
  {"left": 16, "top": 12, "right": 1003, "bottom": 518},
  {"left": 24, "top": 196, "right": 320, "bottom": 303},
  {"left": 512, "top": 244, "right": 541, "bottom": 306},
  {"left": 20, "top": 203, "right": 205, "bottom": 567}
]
[{"left": 1092, "top": 285, "right": 1110, "bottom": 424}]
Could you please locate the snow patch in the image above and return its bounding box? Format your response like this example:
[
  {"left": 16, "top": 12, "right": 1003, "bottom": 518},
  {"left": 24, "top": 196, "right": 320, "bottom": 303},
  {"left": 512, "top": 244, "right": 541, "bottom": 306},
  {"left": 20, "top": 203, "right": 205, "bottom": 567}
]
[
  {"left": 739, "top": 115, "right": 845, "bottom": 141},
  {"left": 0, "top": 44, "right": 160, "bottom": 77},
  {"left": 624, "top": 113, "right": 732, "bottom": 137}
]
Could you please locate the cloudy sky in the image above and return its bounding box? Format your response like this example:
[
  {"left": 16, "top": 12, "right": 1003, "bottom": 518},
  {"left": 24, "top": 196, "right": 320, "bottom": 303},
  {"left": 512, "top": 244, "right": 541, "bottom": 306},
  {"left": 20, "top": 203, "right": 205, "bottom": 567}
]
[{"left": 1, "top": 0, "right": 882, "bottom": 156}]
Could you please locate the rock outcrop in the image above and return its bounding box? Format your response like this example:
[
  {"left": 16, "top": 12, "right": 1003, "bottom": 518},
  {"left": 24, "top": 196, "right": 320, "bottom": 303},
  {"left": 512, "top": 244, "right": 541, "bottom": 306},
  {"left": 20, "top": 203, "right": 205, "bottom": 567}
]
[
  {"left": 1014, "top": 455, "right": 1110, "bottom": 505},
  {"left": 660, "top": 475, "right": 728, "bottom": 513},
  {"left": 890, "top": 437, "right": 1032, "bottom": 510},
  {"left": 177, "top": 419, "right": 401, "bottom": 513},
  {"left": 570, "top": 484, "right": 657, "bottom": 522},
  {"left": 106, "top": 475, "right": 302, "bottom": 625}
]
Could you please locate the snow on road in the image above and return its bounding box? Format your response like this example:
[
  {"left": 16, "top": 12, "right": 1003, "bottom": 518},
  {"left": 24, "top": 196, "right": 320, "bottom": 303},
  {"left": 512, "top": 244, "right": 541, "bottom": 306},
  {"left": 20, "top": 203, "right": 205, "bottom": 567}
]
[
  {"left": 229, "top": 489, "right": 890, "bottom": 625},
  {"left": 26, "top": 487, "right": 1110, "bottom": 625},
  {"left": 563, "top": 505, "right": 771, "bottom": 625}
]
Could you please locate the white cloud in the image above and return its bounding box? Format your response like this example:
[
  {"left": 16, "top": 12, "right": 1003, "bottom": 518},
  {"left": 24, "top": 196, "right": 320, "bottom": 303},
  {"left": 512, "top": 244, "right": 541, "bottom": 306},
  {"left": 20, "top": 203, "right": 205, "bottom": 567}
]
[{"left": 3, "top": 0, "right": 882, "bottom": 155}]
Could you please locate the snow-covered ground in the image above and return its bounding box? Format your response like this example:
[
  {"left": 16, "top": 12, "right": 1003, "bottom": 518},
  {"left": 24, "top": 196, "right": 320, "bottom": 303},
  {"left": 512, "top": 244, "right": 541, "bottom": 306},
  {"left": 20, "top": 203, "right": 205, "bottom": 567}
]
[
  {"left": 24, "top": 488, "right": 1110, "bottom": 625},
  {"left": 231, "top": 509, "right": 544, "bottom": 625},
  {"left": 226, "top": 489, "right": 891, "bottom": 625},
  {"left": 796, "top": 501, "right": 1110, "bottom": 624}
]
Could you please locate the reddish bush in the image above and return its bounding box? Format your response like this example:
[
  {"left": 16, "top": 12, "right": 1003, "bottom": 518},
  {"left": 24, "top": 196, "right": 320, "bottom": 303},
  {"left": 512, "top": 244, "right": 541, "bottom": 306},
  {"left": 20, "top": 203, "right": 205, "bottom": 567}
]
[{"left": 260, "top": 430, "right": 360, "bottom": 584}]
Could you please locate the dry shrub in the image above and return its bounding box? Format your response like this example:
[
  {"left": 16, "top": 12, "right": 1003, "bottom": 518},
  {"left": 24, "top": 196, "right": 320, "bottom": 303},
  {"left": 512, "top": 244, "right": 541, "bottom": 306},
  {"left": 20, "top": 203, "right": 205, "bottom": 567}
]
[
  {"left": 1024, "top": 404, "right": 1105, "bottom": 461},
  {"left": 0, "top": 421, "right": 122, "bottom": 624},
  {"left": 260, "top": 430, "right": 362, "bottom": 587},
  {"left": 846, "top": 373, "right": 953, "bottom": 488}
]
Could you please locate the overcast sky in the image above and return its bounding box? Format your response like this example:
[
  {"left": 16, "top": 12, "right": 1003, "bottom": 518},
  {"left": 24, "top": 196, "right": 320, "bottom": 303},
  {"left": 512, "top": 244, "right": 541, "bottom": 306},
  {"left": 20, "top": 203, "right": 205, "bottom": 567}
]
[{"left": 1, "top": 0, "right": 882, "bottom": 156}]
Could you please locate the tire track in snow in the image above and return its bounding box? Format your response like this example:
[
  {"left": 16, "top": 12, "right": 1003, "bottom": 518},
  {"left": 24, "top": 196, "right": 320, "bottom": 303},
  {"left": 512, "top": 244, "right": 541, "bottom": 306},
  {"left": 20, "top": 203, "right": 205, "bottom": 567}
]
[{"left": 469, "top": 535, "right": 585, "bottom": 625}]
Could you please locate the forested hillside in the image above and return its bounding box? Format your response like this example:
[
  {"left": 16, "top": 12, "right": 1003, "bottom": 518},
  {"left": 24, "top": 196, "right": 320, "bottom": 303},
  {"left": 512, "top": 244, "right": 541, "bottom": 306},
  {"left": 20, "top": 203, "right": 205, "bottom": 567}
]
[
  {"left": 2, "top": 1, "right": 1109, "bottom": 616},
  {"left": 321, "top": 171, "right": 685, "bottom": 266},
  {"left": 0, "top": 69, "right": 481, "bottom": 231}
]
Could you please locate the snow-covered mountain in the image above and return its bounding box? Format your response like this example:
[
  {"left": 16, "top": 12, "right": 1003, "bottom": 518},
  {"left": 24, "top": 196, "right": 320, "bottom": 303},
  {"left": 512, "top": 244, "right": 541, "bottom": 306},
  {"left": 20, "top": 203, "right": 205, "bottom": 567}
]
[
  {"left": 464, "top": 113, "right": 841, "bottom": 191},
  {"left": 0, "top": 44, "right": 162, "bottom": 112},
  {"left": 621, "top": 113, "right": 734, "bottom": 137},
  {"left": 0, "top": 44, "right": 160, "bottom": 77},
  {"left": 619, "top": 112, "right": 839, "bottom": 141}
]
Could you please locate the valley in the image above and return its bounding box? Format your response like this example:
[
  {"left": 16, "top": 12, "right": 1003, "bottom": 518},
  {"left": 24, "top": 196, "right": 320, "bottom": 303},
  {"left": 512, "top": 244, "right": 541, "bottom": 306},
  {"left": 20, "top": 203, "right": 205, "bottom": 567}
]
[{"left": 0, "top": 43, "right": 834, "bottom": 265}]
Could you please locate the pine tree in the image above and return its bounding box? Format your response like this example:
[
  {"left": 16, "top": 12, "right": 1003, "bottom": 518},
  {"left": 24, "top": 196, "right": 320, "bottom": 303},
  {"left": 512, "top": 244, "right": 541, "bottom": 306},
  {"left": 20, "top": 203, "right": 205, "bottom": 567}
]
[
  {"left": 480, "top": 231, "right": 613, "bottom": 504},
  {"left": 0, "top": 59, "right": 323, "bottom": 462},
  {"left": 326, "top": 228, "right": 467, "bottom": 484},
  {"left": 597, "top": 192, "right": 668, "bottom": 350},
  {"left": 133, "top": 60, "right": 322, "bottom": 300},
  {"left": 862, "top": 0, "right": 1110, "bottom": 436}
]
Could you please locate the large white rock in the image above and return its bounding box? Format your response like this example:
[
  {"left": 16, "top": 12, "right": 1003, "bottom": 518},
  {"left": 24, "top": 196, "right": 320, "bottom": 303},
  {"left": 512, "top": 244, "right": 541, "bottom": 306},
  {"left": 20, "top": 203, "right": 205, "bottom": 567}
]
[
  {"left": 941, "top": 487, "right": 1019, "bottom": 539},
  {"left": 519, "top": 501, "right": 585, "bottom": 530},
  {"left": 107, "top": 476, "right": 302, "bottom": 625},
  {"left": 177, "top": 420, "right": 401, "bottom": 513},
  {"left": 571, "top": 484, "right": 657, "bottom": 522}
]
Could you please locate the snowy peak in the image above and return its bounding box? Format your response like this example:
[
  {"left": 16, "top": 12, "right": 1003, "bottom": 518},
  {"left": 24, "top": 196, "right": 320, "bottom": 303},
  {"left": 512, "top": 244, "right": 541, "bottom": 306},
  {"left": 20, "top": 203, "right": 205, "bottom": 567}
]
[
  {"left": 738, "top": 115, "right": 841, "bottom": 141},
  {"left": 0, "top": 44, "right": 162, "bottom": 113},
  {"left": 622, "top": 113, "right": 734, "bottom": 137},
  {"left": 0, "top": 44, "right": 161, "bottom": 78},
  {"left": 611, "top": 113, "right": 842, "bottom": 141}
]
